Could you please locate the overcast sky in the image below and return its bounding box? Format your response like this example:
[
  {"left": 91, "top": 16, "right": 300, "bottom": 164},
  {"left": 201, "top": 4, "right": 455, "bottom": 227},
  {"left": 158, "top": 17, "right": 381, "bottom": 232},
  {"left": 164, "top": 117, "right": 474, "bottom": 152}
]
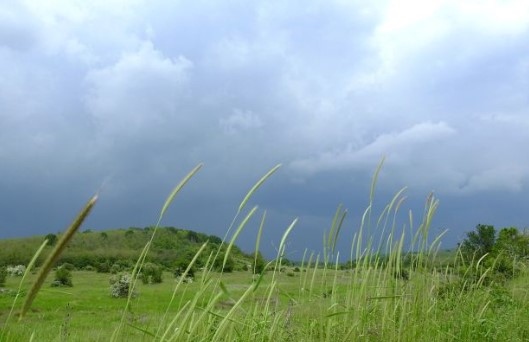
[{"left": 1, "top": 0, "right": 528, "bottom": 259}]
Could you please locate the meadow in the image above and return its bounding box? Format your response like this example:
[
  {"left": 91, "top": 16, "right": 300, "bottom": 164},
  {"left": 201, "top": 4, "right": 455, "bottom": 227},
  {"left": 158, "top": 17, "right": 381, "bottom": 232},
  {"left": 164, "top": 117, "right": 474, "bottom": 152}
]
[
  {"left": 2, "top": 266, "right": 529, "bottom": 341},
  {"left": 1, "top": 162, "right": 529, "bottom": 341}
]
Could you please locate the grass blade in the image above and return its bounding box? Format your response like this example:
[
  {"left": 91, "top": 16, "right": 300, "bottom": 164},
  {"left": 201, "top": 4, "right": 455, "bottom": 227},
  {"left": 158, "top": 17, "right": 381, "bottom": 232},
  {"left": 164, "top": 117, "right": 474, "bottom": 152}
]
[
  {"left": 224, "top": 206, "right": 258, "bottom": 269},
  {"left": 19, "top": 194, "right": 97, "bottom": 319},
  {"left": 157, "top": 163, "right": 203, "bottom": 225},
  {"left": 238, "top": 164, "right": 281, "bottom": 213}
]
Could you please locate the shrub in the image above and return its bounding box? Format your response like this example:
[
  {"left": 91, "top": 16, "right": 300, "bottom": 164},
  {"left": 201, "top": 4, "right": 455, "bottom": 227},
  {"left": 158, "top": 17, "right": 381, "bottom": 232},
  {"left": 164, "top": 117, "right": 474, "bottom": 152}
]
[
  {"left": 52, "top": 266, "right": 73, "bottom": 287},
  {"left": 110, "top": 263, "right": 122, "bottom": 274},
  {"left": 96, "top": 261, "right": 111, "bottom": 273},
  {"left": 110, "top": 273, "right": 136, "bottom": 298},
  {"left": 140, "top": 263, "right": 163, "bottom": 284},
  {"left": 45, "top": 233, "right": 57, "bottom": 246},
  {"left": 60, "top": 263, "right": 75, "bottom": 271},
  {"left": 7, "top": 265, "right": 26, "bottom": 277},
  {"left": 213, "top": 252, "right": 234, "bottom": 273},
  {"left": 394, "top": 268, "right": 410, "bottom": 281},
  {"left": 174, "top": 259, "right": 195, "bottom": 279},
  {"left": 252, "top": 252, "right": 266, "bottom": 274},
  {"left": 0, "top": 266, "right": 6, "bottom": 286}
]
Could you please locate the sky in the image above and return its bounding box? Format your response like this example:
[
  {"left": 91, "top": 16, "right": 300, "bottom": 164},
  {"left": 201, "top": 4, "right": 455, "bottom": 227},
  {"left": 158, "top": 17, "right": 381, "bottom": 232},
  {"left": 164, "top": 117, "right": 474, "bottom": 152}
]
[{"left": 1, "top": 0, "right": 528, "bottom": 259}]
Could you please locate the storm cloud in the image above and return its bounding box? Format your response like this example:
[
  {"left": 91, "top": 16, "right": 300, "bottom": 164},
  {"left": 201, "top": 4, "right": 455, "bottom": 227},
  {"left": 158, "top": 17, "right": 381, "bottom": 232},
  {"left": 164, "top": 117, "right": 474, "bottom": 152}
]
[{"left": 1, "top": 0, "right": 528, "bottom": 258}]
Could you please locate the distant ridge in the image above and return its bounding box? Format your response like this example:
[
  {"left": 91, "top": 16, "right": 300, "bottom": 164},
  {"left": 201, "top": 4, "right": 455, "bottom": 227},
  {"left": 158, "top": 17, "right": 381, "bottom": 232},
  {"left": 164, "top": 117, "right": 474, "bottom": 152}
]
[{"left": 0, "top": 227, "right": 253, "bottom": 270}]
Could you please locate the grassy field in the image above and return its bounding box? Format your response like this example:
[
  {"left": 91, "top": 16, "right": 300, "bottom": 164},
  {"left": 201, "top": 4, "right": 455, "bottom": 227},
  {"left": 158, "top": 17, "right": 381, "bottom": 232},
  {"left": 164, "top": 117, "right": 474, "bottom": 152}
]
[{"left": 2, "top": 265, "right": 529, "bottom": 341}]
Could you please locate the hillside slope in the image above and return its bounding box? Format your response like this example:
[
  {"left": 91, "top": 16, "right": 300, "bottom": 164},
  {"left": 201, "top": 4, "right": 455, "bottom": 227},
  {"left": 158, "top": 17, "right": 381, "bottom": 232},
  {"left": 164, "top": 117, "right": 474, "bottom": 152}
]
[{"left": 0, "top": 227, "right": 252, "bottom": 271}]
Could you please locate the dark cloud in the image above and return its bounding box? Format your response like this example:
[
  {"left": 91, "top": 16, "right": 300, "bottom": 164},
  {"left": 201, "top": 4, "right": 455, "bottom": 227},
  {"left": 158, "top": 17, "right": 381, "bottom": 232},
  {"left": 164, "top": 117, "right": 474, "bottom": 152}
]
[{"left": 1, "top": 1, "right": 528, "bottom": 259}]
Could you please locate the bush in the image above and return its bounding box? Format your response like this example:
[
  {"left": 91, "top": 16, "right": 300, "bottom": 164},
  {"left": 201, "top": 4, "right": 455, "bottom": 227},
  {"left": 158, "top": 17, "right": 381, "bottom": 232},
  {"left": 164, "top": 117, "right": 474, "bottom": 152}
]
[
  {"left": 60, "top": 263, "right": 76, "bottom": 271},
  {"left": 0, "top": 266, "right": 6, "bottom": 286},
  {"left": 252, "top": 252, "right": 266, "bottom": 274},
  {"left": 140, "top": 263, "right": 163, "bottom": 284},
  {"left": 45, "top": 233, "right": 57, "bottom": 246},
  {"left": 52, "top": 266, "right": 73, "bottom": 287},
  {"left": 96, "top": 261, "right": 111, "bottom": 273},
  {"left": 213, "top": 252, "right": 234, "bottom": 273},
  {"left": 7, "top": 265, "right": 26, "bottom": 277},
  {"left": 110, "top": 263, "right": 122, "bottom": 274},
  {"left": 109, "top": 273, "right": 136, "bottom": 298},
  {"left": 174, "top": 259, "right": 195, "bottom": 279}
]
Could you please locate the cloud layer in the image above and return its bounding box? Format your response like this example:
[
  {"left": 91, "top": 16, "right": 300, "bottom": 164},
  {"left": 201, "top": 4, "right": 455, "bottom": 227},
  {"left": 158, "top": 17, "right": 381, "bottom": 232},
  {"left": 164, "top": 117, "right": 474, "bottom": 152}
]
[{"left": 1, "top": 0, "right": 528, "bottom": 257}]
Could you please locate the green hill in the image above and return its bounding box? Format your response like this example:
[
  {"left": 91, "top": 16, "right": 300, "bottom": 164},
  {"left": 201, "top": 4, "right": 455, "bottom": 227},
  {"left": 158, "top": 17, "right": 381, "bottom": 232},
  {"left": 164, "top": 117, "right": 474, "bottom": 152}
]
[{"left": 0, "top": 227, "right": 253, "bottom": 272}]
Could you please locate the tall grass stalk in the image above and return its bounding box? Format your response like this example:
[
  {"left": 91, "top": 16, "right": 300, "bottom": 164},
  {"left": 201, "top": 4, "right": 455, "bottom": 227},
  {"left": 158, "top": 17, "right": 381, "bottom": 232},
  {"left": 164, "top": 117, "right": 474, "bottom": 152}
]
[
  {"left": 206, "top": 164, "right": 281, "bottom": 277},
  {"left": 1, "top": 239, "right": 48, "bottom": 340},
  {"left": 19, "top": 194, "right": 97, "bottom": 319},
  {"left": 113, "top": 164, "right": 203, "bottom": 340}
]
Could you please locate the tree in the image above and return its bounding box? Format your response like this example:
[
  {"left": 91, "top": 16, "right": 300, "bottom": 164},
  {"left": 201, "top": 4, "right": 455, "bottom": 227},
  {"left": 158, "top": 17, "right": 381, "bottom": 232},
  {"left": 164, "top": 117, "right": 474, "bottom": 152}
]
[
  {"left": 460, "top": 224, "right": 496, "bottom": 262},
  {"left": 45, "top": 233, "right": 57, "bottom": 246},
  {"left": 495, "top": 227, "right": 529, "bottom": 258},
  {"left": 459, "top": 224, "right": 529, "bottom": 281}
]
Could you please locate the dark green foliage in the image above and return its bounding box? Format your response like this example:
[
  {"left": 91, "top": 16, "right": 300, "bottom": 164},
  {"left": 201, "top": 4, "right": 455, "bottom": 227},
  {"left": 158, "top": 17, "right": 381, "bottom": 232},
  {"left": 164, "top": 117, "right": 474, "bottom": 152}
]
[
  {"left": 110, "top": 263, "right": 121, "bottom": 274},
  {"left": 393, "top": 268, "right": 409, "bottom": 280},
  {"left": 0, "top": 227, "right": 247, "bottom": 275},
  {"left": 208, "top": 235, "right": 222, "bottom": 245},
  {"left": 252, "top": 251, "right": 266, "bottom": 274},
  {"left": 96, "top": 261, "right": 111, "bottom": 273},
  {"left": 446, "top": 225, "right": 529, "bottom": 297},
  {"left": 174, "top": 258, "right": 195, "bottom": 279},
  {"left": 224, "top": 256, "right": 234, "bottom": 273},
  {"left": 60, "top": 263, "right": 75, "bottom": 271},
  {"left": 213, "top": 252, "right": 235, "bottom": 273},
  {"left": 460, "top": 224, "right": 496, "bottom": 261},
  {"left": 0, "top": 266, "right": 6, "bottom": 286},
  {"left": 140, "top": 263, "right": 163, "bottom": 284},
  {"left": 45, "top": 233, "right": 57, "bottom": 246},
  {"left": 52, "top": 266, "right": 73, "bottom": 287}
]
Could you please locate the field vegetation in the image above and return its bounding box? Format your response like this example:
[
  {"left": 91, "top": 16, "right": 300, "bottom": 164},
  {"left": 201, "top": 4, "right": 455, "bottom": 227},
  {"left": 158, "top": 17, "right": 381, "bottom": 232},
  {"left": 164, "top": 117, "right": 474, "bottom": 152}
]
[{"left": 1, "top": 162, "right": 529, "bottom": 341}]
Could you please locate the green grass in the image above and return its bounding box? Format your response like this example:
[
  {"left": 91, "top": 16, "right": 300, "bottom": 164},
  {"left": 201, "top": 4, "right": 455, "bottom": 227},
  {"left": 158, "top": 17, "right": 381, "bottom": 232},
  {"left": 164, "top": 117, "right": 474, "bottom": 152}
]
[{"left": 2, "top": 268, "right": 529, "bottom": 341}]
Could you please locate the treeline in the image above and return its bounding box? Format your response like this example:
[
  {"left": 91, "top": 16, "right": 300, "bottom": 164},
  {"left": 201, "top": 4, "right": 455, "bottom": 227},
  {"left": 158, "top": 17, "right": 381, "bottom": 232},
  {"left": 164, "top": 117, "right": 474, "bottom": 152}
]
[
  {"left": 0, "top": 226, "right": 255, "bottom": 272},
  {"left": 336, "top": 224, "right": 529, "bottom": 284},
  {"left": 458, "top": 224, "right": 529, "bottom": 281}
]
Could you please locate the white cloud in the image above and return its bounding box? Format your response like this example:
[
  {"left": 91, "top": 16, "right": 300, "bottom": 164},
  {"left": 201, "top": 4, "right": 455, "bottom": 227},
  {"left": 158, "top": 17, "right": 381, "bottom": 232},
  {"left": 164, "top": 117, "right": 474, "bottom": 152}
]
[
  {"left": 85, "top": 41, "right": 193, "bottom": 136},
  {"left": 289, "top": 121, "right": 456, "bottom": 175},
  {"left": 220, "top": 109, "right": 263, "bottom": 135},
  {"left": 462, "top": 165, "right": 528, "bottom": 193}
]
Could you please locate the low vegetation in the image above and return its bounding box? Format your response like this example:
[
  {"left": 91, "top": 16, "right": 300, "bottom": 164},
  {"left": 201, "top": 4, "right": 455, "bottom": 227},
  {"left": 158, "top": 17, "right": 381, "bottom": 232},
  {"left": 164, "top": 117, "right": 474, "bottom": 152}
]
[{"left": 1, "top": 162, "right": 528, "bottom": 341}]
